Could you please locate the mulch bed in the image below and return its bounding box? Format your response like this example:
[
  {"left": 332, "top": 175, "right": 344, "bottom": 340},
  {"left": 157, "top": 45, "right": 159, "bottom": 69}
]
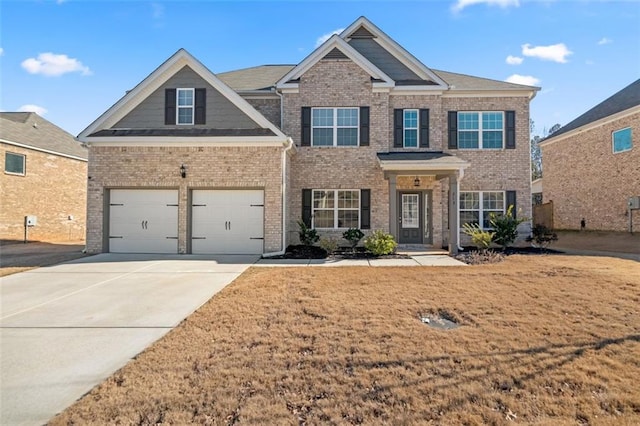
[{"left": 266, "top": 245, "right": 411, "bottom": 260}]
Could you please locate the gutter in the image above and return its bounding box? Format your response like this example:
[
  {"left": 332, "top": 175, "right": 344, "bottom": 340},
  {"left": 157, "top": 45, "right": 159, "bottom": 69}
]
[{"left": 262, "top": 136, "right": 295, "bottom": 257}]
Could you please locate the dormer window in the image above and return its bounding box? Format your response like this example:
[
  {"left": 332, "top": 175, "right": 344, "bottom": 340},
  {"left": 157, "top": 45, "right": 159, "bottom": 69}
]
[{"left": 177, "top": 88, "right": 194, "bottom": 125}]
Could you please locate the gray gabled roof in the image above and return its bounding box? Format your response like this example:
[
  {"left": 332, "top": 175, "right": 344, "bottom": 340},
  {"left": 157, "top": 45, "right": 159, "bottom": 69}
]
[
  {"left": 432, "top": 69, "right": 538, "bottom": 91},
  {"left": 0, "top": 112, "right": 88, "bottom": 160},
  {"left": 544, "top": 78, "right": 640, "bottom": 141}
]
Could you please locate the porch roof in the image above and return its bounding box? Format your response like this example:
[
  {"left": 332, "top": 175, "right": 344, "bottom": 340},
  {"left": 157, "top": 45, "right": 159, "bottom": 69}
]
[{"left": 376, "top": 151, "right": 470, "bottom": 173}]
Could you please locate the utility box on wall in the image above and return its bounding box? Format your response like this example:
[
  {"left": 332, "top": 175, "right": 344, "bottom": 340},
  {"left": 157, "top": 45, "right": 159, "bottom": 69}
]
[
  {"left": 25, "top": 215, "right": 37, "bottom": 226},
  {"left": 629, "top": 196, "right": 640, "bottom": 210}
]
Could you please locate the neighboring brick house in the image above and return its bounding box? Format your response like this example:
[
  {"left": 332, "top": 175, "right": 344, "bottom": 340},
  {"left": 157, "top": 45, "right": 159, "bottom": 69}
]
[
  {"left": 79, "top": 17, "right": 537, "bottom": 255},
  {"left": 0, "top": 112, "right": 88, "bottom": 242},
  {"left": 540, "top": 79, "right": 640, "bottom": 231}
]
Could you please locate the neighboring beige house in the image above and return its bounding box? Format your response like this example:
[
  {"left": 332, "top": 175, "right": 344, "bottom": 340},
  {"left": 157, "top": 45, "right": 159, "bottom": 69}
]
[
  {"left": 0, "top": 112, "right": 88, "bottom": 242},
  {"left": 540, "top": 79, "right": 640, "bottom": 231},
  {"left": 79, "top": 17, "right": 538, "bottom": 255}
]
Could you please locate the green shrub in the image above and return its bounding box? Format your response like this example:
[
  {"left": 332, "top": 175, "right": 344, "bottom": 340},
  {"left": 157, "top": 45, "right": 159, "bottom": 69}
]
[
  {"left": 489, "top": 205, "right": 527, "bottom": 250},
  {"left": 364, "top": 230, "right": 397, "bottom": 256},
  {"left": 342, "top": 228, "right": 365, "bottom": 249},
  {"left": 318, "top": 237, "right": 339, "bottom": 254},
  {"left": 297, "top": 219, "right": 319, "bottom": 246},
  {"left": 526, "top": 224, "right": 558, "bottom": 249},
  {"left": 462, "top": 222, "right": 494, "bottom": 251}
]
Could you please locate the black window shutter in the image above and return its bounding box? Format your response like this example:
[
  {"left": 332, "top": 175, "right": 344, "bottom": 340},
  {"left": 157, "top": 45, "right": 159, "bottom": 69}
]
[
  {"left": 505, "top": 110, "right": 516, "bottom": 149},
  {"left": 360, "top": 189, "right": 371, "bottom": 229},
  {"left": 194, "top": 88, "right": 206, "bottom": 125},
  {"left": 419, "top": 108, "right": 430, "bottom": 148},
  {"left": 165, "top": 89, "right": 176, "bottom": 125},
  {"left": 393, "top": 109, "right": 403, "bottom": 148},
  {"left": 301, "top": 107, "right": 311, "bottom": 146},
  {"left": 506, "top": 190, "right": 517, "bottom": 218},
  {"left": 302, "top": 189, "right": 312, "bottom": 227},
  {"left": 448, "top": 111, "right": 458, "bottom": 149},
  {"left": 359, "top": 107, "right": 370, "bottom": 146}
]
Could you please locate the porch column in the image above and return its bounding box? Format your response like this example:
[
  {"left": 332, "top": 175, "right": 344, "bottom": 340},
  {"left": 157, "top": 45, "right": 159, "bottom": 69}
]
[
  {"left": 388, "top": 173, "right": 397, "bottom": 238},
  {"left": 448, "top": 172, "right": 459, "bottom": 255}
]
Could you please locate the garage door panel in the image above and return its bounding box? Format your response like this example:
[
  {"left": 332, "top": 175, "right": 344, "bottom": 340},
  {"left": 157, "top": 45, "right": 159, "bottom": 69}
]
[
  {"left": 191, "top": 190, "right": 264, "bottom": 255},
  {"left": 109, "top": 189, "right": 178, "bottom": 254}
]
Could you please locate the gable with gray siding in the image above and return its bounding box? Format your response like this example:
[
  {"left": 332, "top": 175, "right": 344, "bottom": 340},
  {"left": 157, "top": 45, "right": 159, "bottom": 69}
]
[{"left": 114, "top": 65, "right": 260, "bottom": 130}]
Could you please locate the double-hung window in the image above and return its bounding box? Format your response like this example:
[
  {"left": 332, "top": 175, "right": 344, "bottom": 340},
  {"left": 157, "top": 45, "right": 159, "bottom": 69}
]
[
  {"left": 177, "top": 88, "right": 194, "bottom": 125},
  {"left": 5, "top": 152, "right": 25, "bottom": 175},
  {"left": 312, "top": 189, "right": 360, "bottom": 229},
  {"left": 403, "top": 109, "right": 419, "bottom": 148},
  {"left": 458, "top": 112, "right": 504, "bottom": 149},
  {"left": 312, "top": 108, "right": 359, "bottom": 146},
  {"left": 612, "top": 127, "right": 632, "bottom": 153},
  {"left": 460, "top": 191, "right": 505, "bottom": 229}
]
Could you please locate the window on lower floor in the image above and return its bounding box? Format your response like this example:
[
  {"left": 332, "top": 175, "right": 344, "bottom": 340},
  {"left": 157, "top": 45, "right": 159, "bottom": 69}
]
[
  {"left": 312, "top": 189, "right": 360, "bottom": 229},
  {"left": 458, "top": 112, "right": 504, "bottom": 149},
  {"left": 460, "top": 191, "right": 505, "bottom": 229},
  {"left": 613, "top": 127, "right": 632, "bottom": 153},
  {"left": 5, "top": 152, "right": 25, "bottom": 175},
  {"left": 312, "top": 108, "right": 359, "bottom": 146}
]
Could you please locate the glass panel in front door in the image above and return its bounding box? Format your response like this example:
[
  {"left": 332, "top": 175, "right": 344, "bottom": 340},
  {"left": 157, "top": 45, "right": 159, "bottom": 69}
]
[{"left": 402, "top": 194, "right": 419, "bottom": 228}]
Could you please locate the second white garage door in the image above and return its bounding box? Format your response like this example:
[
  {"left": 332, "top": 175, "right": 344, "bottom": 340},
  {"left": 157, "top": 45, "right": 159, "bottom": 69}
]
[{"left": 191, "top": 190, "right": 264, "bottom": 254}]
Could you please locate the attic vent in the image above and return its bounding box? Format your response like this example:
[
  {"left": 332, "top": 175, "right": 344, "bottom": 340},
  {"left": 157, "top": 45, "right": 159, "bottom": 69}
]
[
  {"left": 349, "top": 26, "right": 375, "bottom": 39},
  {"left": 323, "top": 48, "right": 349, "bottom": 60}
]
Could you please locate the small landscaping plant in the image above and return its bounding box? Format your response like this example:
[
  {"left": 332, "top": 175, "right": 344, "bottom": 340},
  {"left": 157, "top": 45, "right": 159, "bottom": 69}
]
[
  {"left": 297, "top": 219, "right": 319, "bottom": 246},
  {"left": 342, "top": 228, "right": 365, "bottom": 250},
  {"left": 462, "top": 222, "right": 494, "bottom": 252},
  {"left": 489, "top": 205, "right": 527, "bottom": 250},
  {"left": 318, "top": 237, "right": 339, "bottom": 255},
  {"left": 526, "top": 224, "right": 558, "bottom": 250},
  {"left": 364, "top": 230, "right": 398, "bottom": 256}
]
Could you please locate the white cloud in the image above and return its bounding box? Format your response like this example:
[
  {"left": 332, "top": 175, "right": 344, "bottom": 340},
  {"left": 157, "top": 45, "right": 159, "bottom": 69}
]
[
  {"left": 597, "top": 37, "right": 612, "bottom": 45},
  {"left": 18, "top": 104, "right": 48, "bottom": 116},
  {"left": 0, "top": 47, "right": 4, "bottom": 56},
  {"left": 21, "top": 52, "right": 91, "bottom": 76},
  {"left": 151, "top": 2, "right": 164, "bottom": 19},
  {"left": 315, "top": 28, "right": 344, "bottom": 47},
  {"left": 521, "top": 43, "right": 572, "bottom": 63},
  {"left": 452, "top": 0, "right": 519, "bottom": 12},
  {"left": 505, "top": 74, "right": 540, "bottom": 86},
  {"left": 506, "top": 55, "right": 523, "bottom": 65}
]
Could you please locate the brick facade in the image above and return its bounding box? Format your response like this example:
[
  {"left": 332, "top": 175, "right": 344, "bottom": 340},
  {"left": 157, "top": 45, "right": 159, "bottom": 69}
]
[
  {"left": 1, "top": 143, "right": 87, "bottom": 242},
  {"left": 542, "top": 112, "right": 640, "bottom": 231},
  {"left": 86, "top": 145, "right": 284, "bottom": 254}
]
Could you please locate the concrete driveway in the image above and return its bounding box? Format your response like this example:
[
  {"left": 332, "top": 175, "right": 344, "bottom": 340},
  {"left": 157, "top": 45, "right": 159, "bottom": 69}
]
[{"left": 0, "top": 253, "right": 258, "bottom": 426}]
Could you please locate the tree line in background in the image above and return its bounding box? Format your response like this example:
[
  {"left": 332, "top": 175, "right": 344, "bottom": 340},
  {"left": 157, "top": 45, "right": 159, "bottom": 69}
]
[{"left": 530, "top": 119, "right": 561, "bottom": 181}]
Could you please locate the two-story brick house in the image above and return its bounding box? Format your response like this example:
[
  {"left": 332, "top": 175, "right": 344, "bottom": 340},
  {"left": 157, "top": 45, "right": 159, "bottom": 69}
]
[{"left": 79, "top": 17, "right": 537, "bottom": 255}]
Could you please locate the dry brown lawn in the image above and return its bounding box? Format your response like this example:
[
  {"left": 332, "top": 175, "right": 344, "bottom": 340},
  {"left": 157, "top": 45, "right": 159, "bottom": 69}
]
[{"left": 52, "top": 255, "right": 640, "bottom": 425}]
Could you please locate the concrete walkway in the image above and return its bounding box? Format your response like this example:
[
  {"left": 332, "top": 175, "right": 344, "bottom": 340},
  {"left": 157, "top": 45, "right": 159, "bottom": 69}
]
[{"left": 0, "top": 253, "right": 258, "bottom": 426}]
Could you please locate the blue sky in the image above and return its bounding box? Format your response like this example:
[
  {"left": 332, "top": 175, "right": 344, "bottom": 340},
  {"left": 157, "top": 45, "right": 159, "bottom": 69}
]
[{"left": 1, "top": 0, "right": 639, "bottom": 137}]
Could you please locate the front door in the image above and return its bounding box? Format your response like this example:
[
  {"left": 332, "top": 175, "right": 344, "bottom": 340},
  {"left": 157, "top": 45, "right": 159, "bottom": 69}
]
[{"left": 399, "top": 192, "right": 422, "bottom": 244}]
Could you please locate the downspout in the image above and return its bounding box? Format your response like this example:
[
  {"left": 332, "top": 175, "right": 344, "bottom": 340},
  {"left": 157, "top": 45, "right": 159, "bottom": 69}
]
[
  {"left": 457, "top": 169, "right": 464, "bottom": 252},
  {"left": 262, "top": 136, "right": 294, "bottom": 257}
]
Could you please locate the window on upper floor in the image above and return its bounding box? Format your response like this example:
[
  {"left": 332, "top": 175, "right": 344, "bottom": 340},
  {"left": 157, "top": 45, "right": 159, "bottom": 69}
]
[
  {"left": 312, "top": 189, "right": 360, "bottom": 229},
  {"left": 312, "top": 108, "right": 359, "bottom": 146},
  {"left": 448, "top": 110, "right": 515, "bottom": 150},
  {"left": 177, "top": 88, "right": 195, "bottom": 125},
  {"left": 612, "top": 127, "right": 632, "bottom": 153},
  {"left": 394, "top": 108, "right": 429, "bottom": 148},
  {"left": 5, "top": 152, "right": 25, "bottom": 176}
]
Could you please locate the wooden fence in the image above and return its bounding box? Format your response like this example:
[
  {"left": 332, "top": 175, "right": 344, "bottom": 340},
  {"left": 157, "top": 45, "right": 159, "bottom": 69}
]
[{"left": 533, "top": 201, "right": 554, "bottom": 229}]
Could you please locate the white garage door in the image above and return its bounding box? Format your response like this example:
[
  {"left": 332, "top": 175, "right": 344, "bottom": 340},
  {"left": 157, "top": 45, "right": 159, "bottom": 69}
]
[
  {"left": 109, "top": 189, "right": 179, "bottom": 253},
  {"left": 191, "top": 190, "right": 264, "bottom": 254}
]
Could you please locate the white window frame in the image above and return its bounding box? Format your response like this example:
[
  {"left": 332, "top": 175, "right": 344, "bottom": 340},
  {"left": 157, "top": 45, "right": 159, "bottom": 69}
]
[
  {"left": 612, "top": 127, "right": 632, "bottom": 153},
  {"left": 459, "top": 191, "right": 505, "bottom": 230},
  {"left": 176, "top": 88, "right": 195, "bottom": 125},
  {"left": 4, "top": 152, "right": 26, "bottom": 176},
  {"left": 403, "top": 109, "right": 419, "bottom": 148},
  {"left": 458, "top": 111, "right": 504, "bottom": 150},
  {"left": 311, "top": 107, "right": 359, "bottom": 147},
  {"left": 312, "top": 189, "right": 361, "bottom": 229}
]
